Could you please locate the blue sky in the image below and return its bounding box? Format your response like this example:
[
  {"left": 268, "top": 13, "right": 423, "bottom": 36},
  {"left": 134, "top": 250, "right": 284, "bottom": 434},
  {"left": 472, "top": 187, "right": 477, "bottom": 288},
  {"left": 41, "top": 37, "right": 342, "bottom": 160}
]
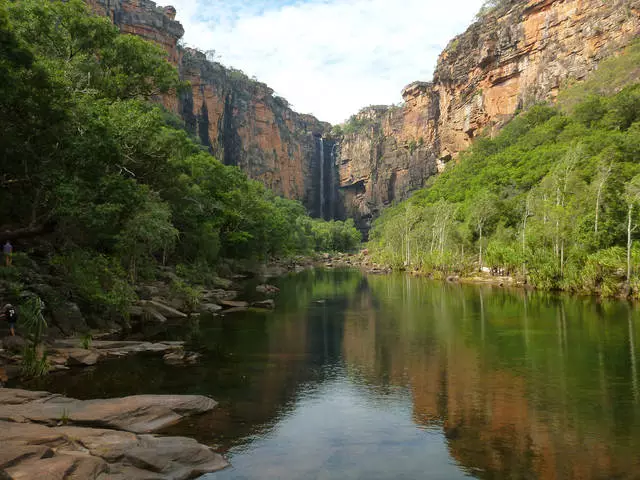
[{"left": 169, "top": 0, "right": 486, "bottom": 124}]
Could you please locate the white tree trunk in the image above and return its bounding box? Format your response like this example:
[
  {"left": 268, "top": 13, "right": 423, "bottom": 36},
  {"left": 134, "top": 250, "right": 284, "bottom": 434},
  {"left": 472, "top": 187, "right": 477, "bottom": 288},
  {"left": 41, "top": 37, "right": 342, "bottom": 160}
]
[
  {"left": 628, "top": 205, "right": 633, "bottom": 283},
  {"left": 479, "top": 225, "right": 483, "bottom": 272}
]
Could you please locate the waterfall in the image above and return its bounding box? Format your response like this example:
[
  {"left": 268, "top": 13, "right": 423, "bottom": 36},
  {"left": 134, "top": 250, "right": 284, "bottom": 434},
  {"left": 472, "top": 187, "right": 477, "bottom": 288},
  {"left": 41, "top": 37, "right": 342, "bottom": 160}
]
[
  {"left": 319, "top": 137, "right": 325, "bottom": 219},
  {"left": 330, "top": 143, "right": 338, "bottom": 220}
]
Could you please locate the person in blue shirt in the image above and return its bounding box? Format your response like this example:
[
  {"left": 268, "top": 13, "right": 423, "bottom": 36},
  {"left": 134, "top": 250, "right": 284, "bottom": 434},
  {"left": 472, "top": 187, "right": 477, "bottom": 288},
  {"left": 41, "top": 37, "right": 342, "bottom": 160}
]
[{"left": 3, "top": 241, "right": 12, "bottom": 267}]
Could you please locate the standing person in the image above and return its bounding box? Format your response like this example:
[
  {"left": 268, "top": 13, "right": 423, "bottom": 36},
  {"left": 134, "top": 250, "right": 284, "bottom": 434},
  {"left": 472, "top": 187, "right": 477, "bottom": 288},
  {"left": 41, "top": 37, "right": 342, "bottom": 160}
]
[
  {"left": 3, "top": 241, "right": 12, "bottom": 267},
  {"left": 1, "top": 304, "right": 17, "bottom": 336}
]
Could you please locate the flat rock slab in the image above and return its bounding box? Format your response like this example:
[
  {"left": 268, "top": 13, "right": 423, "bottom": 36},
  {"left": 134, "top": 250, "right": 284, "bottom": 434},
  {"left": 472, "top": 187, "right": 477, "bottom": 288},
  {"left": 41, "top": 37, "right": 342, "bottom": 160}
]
[
  {"left": 50, "top": 340, "right": 184, "bottom": 360},
  {"left": 219, "top": 300, "right": 249, "bottom": 309},
  {"left": 0, "top": 420, "right": 228, "bottom": 479},
  {"left": 0, "top": 389, "right": 228, "bottom": 479},
  {"left": 0, "top": 388, "right": 216, "bottom": 433}
]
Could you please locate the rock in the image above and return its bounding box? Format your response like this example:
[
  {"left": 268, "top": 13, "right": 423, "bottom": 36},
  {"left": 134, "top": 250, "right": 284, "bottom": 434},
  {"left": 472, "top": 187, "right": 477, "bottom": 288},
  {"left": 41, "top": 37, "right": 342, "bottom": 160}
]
[
  {"left": 221, "top": 307, "right": 248, "bottom": 314},
  {"left": 251, "top": 299, "right": 275, "bottom": 310},
  {"left": 2, "top": 336, "right": 26, "bottom": 353},
  {"left": 0, "top": 412, "right": 228, "bottom": 479},
  {"left": 146, "top": 299, "right": 188, "bottom": 318},
  {"left": 0, "top": 388, "right": 217, "bottom": 434},
  {"left": 65, "top": 349, "right": 100, "bottom": 367},
  {"left": 255, "top": 284, "right": 280, "bottom": 295},
  {"left": 202, "top": 289, "right": 238, "bottom": 303},
  {"left": 219, "top": 300, "right": 249, "bottom": 309},
  {"left": 50, "top": 302, "right": 87, "bottom": 336},
  {"left": 163, "top": 351, "right": 200, "bottom": 366},
  {"left": 336, "top": 1, "right": 640, "bottom": 235},
  {"left": 212, "top": 277, "right": 233, "bottom": 289},
  {"left": 49, "top": 340, "right": 184, "bottom": 365},
  {"left": 198, "top": 303, "right": 222, "bottom": 314}
]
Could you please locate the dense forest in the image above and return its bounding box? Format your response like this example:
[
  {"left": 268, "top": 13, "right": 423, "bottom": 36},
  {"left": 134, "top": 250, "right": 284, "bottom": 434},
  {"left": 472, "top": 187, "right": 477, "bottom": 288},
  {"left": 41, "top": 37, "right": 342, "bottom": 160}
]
[
  {"left": 369, "top": 42, "right": 640, "bottom": 297},
  {"left": 0, "top": 0, "right": 360, "bottom": 317}
]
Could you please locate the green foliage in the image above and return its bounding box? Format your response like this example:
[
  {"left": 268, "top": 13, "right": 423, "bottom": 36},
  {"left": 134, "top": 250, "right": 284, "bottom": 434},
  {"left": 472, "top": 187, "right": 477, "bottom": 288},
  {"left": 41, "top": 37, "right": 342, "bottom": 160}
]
[
  {"left": 21, "top": 345, "right": 49, "bottom": 377},
  {"left": 369, "top": 77, "right": 640, "bottom": 296},
  {"left": 51, "top": 250, "right": 137, "bottom": 317},
  {"left": 20, "top": 297, "right": 48, "bottom": 345},
  {"left": 80, "top": 332, "right": 93, "bottom": 350},
  {"left": 170, "top": 278, "right": 202, "bottom": 312},
  {"left": 310, "top": 219, "right": 362, "bottom": 253},
  {"left": 559, "top": 41, "right": 640, "bottom": 111},
  {"left": 0, "top": 0, "right": 357, "bottom": 323},
  {"left": 20, "top": 296, "right": 50, "bottom": 377}
]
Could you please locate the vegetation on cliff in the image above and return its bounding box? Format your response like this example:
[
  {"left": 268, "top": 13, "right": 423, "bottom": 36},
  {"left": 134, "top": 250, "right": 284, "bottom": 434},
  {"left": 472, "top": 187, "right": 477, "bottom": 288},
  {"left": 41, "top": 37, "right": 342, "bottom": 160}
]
[
  {"left": 369, "top": 42, "right": 640, "bottom": 297},
  {"left": 0, "top": 0, "right": 359, "bottom": 321}
]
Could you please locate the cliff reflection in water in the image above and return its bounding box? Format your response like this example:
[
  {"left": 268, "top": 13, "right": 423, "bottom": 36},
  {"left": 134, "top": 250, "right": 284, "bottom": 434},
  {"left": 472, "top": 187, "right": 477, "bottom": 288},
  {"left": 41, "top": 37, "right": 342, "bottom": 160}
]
[
  {"left": 343, "top": 274, "right": 640, "bottom": 479},
  {"left": 22, "top": 270, "right": 640, "bottom": 479}
]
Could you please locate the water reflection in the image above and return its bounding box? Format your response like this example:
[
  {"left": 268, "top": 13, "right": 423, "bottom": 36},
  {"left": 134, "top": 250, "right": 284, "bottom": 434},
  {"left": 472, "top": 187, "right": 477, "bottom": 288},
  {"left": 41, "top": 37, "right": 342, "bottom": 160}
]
[{"left": 20, "top": 270, "right": 640, "bottom": 479}]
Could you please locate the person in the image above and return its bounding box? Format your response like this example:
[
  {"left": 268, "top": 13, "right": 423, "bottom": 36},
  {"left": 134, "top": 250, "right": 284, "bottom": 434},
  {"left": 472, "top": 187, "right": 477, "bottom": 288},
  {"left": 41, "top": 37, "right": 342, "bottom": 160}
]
[
  {"left": 1, "top": 304, "right": 17, "bottom": 336},
  {"left": 3, "top": 241, "right": 12, "bottom": 267}
]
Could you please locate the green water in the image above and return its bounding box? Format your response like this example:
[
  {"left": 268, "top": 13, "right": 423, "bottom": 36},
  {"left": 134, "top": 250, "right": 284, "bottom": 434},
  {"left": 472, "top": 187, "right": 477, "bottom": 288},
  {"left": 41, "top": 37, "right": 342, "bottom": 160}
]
[{"left": 22, "top": 269, "right": 640, "bottom": 479}]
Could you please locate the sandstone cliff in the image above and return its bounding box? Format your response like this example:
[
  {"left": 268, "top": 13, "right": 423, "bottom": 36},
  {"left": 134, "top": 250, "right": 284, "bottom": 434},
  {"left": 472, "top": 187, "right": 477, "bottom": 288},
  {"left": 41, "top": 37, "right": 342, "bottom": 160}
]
[
  {"left": 338, "top": 0, "right": 640, "bottom": 233},
  {"left": 88, "top": 0, "right": 331, "bottom": 214}
]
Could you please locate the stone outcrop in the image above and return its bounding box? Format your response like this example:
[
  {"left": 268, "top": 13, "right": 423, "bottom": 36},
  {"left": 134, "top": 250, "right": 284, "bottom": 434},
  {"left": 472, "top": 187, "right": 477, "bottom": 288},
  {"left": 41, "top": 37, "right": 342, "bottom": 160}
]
[
  {"left": 0, "top": 388, "right": 228, "bottom": 479},
  {"left": 87, "top": 0, "right": 640, "bottom": 232},
  {"left": 337, "top": 0, "right": 640, "bottom": 233},
  {"left": 88, "top": 0, "right": 331, "bottom": 212}
]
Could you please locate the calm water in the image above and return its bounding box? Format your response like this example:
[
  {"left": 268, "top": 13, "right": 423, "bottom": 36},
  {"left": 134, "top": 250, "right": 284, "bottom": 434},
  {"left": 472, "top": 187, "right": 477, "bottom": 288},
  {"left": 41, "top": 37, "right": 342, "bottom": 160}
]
[{"left": 21, "top": 269, "right": 640, "bottom": 479}]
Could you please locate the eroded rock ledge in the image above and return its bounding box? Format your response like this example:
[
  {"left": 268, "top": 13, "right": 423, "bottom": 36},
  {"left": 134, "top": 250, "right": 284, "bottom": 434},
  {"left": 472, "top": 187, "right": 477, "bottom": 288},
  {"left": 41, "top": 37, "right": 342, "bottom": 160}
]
[{"left": 0, "top": 388, "right": 228, "bottom": 479}]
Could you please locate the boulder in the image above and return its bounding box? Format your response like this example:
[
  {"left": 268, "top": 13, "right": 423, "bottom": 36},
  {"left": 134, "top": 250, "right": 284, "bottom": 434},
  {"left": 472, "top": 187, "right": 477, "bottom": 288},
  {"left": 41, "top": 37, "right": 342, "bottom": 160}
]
[
  {"left": 198, "top": 303, "right": 222, "bottom": 314},
  {"left": 251, "top": 299, "right": 275, "bottom": 310},
  {"left": 201, "top": 289, "right": 238, "bottom": 302},
  {"left": 0, "top": 416, "right": 228, "bottom": 479},
  {"left": 2, "top": 336, "right": 26, "bottom": 353},
  {"left": 0, "top": 389, "right": 217, "bottom": 434},
  {"left": 219, "top": 300, "right": 249, "bottom": 309},
  {"left": 255, "top": 284, "right": 280, "bottom": 295},
  {"left": 212, "top": 277, "right": 233, "bottom": 289},
  {"left": 163, "top": 351, "right": 200, "bottom": 366},
  {"left": 50, "top": 302, "right": 87, "bottom": 336},
  {"left": 65, "top": 349, "right": 100, "bottom": 367}
]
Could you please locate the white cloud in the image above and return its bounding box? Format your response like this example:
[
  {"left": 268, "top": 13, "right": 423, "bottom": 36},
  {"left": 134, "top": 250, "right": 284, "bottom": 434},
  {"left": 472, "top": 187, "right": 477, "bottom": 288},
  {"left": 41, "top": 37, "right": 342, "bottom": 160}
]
[{"left": 168, "top": 0, "right": 486, "bottom": 124}]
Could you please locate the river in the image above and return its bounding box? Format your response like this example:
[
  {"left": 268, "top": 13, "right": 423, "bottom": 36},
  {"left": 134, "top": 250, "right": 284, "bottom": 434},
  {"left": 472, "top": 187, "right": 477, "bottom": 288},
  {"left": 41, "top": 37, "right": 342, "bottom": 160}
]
[{"left": 21, "top": 269, "right": 640, "bottom": 479}]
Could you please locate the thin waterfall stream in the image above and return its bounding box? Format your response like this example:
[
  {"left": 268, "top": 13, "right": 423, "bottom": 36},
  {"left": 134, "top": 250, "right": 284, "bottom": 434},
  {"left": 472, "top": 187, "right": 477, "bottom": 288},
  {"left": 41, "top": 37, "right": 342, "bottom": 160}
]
[{"left": 319, "top": 137, "right": 325, "bottom": 219}]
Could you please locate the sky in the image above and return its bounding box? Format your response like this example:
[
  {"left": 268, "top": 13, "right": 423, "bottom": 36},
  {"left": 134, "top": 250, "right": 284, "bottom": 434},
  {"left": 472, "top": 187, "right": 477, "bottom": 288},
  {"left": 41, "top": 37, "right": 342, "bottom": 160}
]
[{"left": 168, "top": 0, "right": 487, "bottom": 124}]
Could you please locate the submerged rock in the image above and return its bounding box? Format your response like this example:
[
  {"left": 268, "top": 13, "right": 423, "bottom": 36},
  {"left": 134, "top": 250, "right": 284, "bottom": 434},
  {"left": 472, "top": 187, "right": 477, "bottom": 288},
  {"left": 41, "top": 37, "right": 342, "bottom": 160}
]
[{"left": 251, "top": 299, "right": 275, "bottom": 310}]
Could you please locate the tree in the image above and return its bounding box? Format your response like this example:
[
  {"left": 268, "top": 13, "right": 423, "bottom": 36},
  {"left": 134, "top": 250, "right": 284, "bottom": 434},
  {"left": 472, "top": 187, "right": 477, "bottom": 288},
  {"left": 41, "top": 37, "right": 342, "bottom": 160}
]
[
  {"left": 469, "top": 190, "right": 498, "bottom": 271},
  {"left": 623, "top": 175, "right": 640, "bottom": 285},
  {"left": 594, "top": 158, "right": 613, "bottom": 235}
]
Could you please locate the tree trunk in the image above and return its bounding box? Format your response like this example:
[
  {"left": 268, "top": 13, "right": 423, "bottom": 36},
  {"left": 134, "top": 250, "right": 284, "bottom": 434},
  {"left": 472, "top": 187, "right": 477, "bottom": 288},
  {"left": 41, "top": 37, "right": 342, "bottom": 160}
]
[
  {"left": 522, "top": 215, "right": 528, "bottom": 279},
  {"left": 628, "top": 204, "right": 633, "bottom": 284},
  {"left": 479, "top": 225, "right": 483, "bottom": 272},
  {"left": 595, "top": 186, "right": 602, "bottom": 234}
]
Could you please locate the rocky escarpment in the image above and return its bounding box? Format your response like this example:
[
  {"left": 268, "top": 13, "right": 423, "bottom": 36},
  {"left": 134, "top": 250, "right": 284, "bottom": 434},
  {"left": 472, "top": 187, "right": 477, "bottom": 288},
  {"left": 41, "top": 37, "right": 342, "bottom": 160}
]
[
  {"left": 338, "top": 0, "right": 640, "bottom": 233},
  {"left": 88, "top": 0, "right": 332, "bottom": 215}
]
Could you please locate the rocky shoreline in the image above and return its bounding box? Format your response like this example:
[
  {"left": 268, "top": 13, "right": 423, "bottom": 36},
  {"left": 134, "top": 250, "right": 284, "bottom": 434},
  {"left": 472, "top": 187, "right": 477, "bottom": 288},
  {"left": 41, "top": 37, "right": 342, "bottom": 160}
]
[{"left": 0, "top": 387, "right": 228, "bottom": 479}]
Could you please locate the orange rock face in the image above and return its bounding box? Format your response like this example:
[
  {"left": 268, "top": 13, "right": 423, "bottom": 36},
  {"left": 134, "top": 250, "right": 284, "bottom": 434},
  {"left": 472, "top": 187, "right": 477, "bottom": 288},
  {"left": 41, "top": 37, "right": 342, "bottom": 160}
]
[
  {"left": 89, "top": 0, "right": 329, "bottom": 209},
  {"left": 338, "top": 0, "right": 640, "bottom": 232}
]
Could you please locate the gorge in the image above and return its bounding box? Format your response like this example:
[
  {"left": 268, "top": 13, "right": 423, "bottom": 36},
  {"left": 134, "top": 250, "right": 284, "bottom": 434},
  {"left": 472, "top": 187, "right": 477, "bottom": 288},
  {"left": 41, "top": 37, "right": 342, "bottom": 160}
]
[{"left": 89, "top": 0, "right": 640, "bottom": 233}]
